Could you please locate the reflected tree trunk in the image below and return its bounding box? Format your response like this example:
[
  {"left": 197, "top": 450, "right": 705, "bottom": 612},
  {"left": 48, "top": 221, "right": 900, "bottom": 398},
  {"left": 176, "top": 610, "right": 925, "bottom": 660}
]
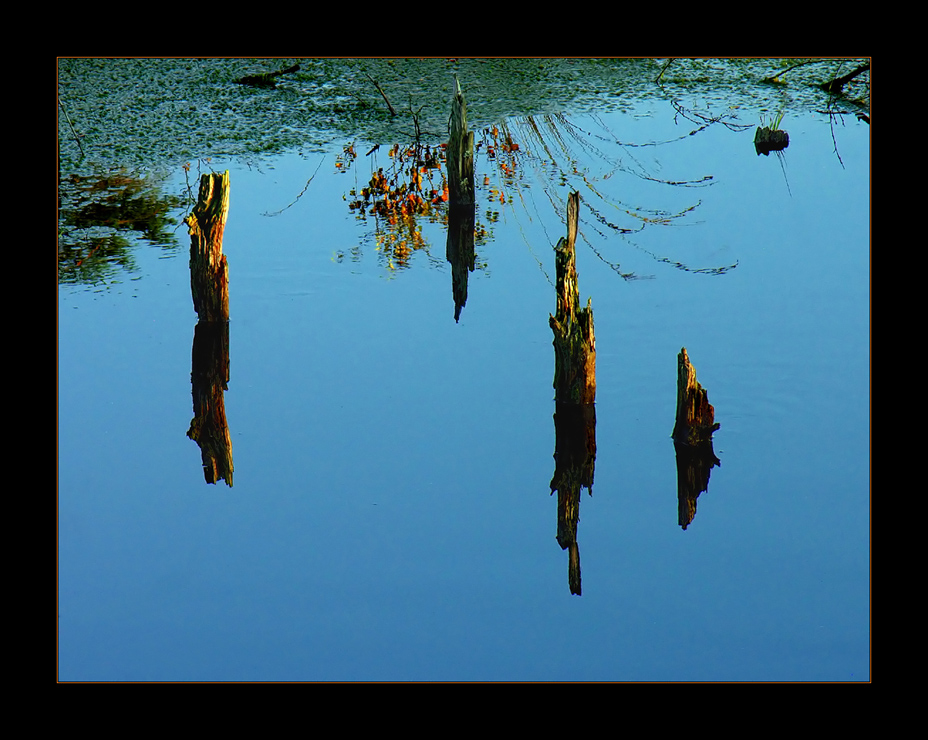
[
  {"left": 445, "top": 76, "right": 477, "bottom": 321},
  {"left": 550, "top": 402, "right": 596, "bottom": 595},
  {"left": 446, "top": 204, "right": 476, "bottom": 322},
  {"left": 188, "top": 320, "right": 234, "bottom": 486},
  {"left": 674, "top": 440, "right": 719, "bottom": 530}
]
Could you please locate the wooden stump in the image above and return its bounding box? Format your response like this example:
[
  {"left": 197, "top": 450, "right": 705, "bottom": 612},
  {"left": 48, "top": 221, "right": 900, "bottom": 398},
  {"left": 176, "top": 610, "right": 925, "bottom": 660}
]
[
  {"left": 754, "top": 126, "right": 789, "bottom": 156},
  {"left": 186, "top": 171, "right": 230, "bottom": 322},
  {"left": 446, "top": 76, "right": 475, "bottom": 208},
  {"left": 549, "top": 192, "right": 596, "bottom": 405},
  {"left": 670, "top": 348, "right": 720, "bottom": 528},
  {"left": 672, "top": 347, "right": 719, "bottom": 446},
  {"left": 548, "top": 191, "right": 596, "bottom": 595}
]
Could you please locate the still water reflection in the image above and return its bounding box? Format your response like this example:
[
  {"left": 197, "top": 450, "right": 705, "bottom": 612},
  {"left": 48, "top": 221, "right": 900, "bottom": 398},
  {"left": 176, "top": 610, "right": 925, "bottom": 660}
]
[{"left": 58, "top": 66, "right": 869, "bottom": 681}]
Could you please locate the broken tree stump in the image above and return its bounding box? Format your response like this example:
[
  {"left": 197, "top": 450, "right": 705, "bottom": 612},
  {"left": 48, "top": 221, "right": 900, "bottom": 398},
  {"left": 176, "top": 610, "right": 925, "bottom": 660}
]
[
  {"left": 446, "top": 75, "right": 475, "bottom": 208},
  {"left": 549, "top": 191, "right": 596, "bottom": 405},
  {"left": 548, "top": 191, "right": 596, "bottom": 595},
  {"left": 185, "top": 172, "right": 234, "bottom": 486},
  {"left": 445, "top": 75, "right": 477, "bottom": 320},
  {"left": 754, "top": 126, "right": 789, "bottom": 156},
  {"left": 670, "top": 348, "right": 720, "bottom": 529},
  {"left": 672, "top": 347, "right": 719, "bottom": 445},
  {"left": 186, "top": 171, "right": 230, "bottom": 322}
]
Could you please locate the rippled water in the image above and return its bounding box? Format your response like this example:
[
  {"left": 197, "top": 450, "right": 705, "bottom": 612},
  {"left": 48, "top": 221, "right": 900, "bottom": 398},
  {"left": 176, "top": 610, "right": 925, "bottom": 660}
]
[{"left": 58, "top": 61, "right": 869, "bottom": 681}]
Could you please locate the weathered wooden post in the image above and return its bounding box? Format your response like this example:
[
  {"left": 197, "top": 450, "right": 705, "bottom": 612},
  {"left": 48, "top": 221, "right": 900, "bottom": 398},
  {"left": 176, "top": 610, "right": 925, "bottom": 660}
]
[
  {"left": 185, "top": 170, "right": 230, "bottom": 322},
  {"left": 671, "top": 347, "right": 718, "bottom": 446},
  {"left": 548, "top": 191, "right": 596, "bottom": 595},
  {"left": 549, "top": 191, "right": 596, "bottom": 405},
  {"left": 446, "top": 75, "right": 474, "bottom": 208},
  {"left": 184, "top": 170, "right": 234, "bottom": 486},
  {"left": 445, "top": 75, "right": 476, "bottom": 321}
]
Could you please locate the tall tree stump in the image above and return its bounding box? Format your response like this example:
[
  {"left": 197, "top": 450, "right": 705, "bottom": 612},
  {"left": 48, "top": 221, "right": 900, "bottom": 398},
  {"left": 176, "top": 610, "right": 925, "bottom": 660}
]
[
  {"left": 446, "top": 76, "right": 475, "bottom": 208},
  {"left": 672, "top": 347, "right": 719, "bottom": 445},
  {"left": 548, "top": 191, "right": 596, "bottom": 595},
  {"left": 186, "top": 171, "right": 230, "bottom": 322},
  {"left": 549, "top": 192, "right": 596, "bottom": 405}
]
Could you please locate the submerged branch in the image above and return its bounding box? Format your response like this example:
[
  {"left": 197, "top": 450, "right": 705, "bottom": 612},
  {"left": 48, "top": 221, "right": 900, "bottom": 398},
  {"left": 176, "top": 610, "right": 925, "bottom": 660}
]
[
  {"left": 366, "top": 73, "right": 397, "bottom": 116},
  {"left": 262, "top": 157, "right": 326, "bottom": 216},
  {"left": 58, "top": 97, "right": 85, "bottom": 157},
  {"left": 818, "top": 62, "right": 871, "bottom": 93}
]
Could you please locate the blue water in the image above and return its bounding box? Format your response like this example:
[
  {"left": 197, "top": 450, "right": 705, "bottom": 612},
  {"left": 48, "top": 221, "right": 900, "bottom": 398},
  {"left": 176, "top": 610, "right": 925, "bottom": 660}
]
[{"left": 58, "top": 97, "right": 869, "bottom": 681}]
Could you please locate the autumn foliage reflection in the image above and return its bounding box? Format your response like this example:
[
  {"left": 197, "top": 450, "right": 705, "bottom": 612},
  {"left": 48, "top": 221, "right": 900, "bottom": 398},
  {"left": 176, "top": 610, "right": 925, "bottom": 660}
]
[{"left": 339, "top": 142, "right": 458, "bottom": 271}]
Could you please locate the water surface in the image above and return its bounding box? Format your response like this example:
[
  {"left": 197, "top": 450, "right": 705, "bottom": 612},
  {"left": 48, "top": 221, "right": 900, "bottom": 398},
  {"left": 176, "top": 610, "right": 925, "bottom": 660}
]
[{"left": 58, "top": 59, "right": 870, "bottom": 681}]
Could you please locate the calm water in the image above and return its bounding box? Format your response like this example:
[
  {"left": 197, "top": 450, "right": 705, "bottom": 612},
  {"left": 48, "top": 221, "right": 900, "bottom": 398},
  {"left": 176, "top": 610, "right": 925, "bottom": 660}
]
[{"left": 58, "top": 84, "right": 870, "bottom": 681}]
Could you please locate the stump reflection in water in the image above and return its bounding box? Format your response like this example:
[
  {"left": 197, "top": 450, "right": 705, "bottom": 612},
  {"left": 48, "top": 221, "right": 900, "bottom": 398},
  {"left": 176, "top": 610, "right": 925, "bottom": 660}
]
[{"left": 549, "top": 191, "right": 596, "bottom": 595}]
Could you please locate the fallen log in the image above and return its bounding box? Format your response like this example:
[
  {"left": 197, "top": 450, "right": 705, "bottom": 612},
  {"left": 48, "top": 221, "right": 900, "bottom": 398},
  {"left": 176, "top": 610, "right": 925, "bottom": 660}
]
[
  {"left": 819, "top": 62, "right": 870, "bottom": 93},
  {"left": 235, "top": 63, "right": 300, "bottom": 88}
]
